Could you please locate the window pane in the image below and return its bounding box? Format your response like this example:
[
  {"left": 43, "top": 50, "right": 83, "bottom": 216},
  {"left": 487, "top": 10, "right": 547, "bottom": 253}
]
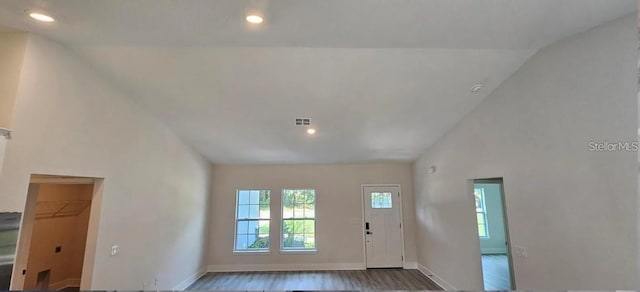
[
  {"left": 477, "top": 213, "right": 485, "bottom": 223},
  {"left": 302, "top": 190, "right": 315, "bottom": 204},
  {"left": 247, "top": 233, "right": 257, "bottom": 247},
  {"left": 250, "top": 234, "right": 269, "bottom": 249},
  {"left": 250, "top": 190, "right": 260, "bottom": 204},
  {"left": 248, "top": 220, "right": 259, "bottom": 233},
  {"left": 259, "top": 191, "right": 270, "bottom": 204},
  {"left": 304, "top": 235, "right": 315, "bottom": 248},
  {"left": 474, "top": 188, "right": 484, "bottom": 212},
  {"left": 283, "top": 206, "right": 294, "bottom": 218},
  {"left": 478, "top": 224, "right": 486, "bottom": 237},
  {"left": 238, "top": 190, "right": 250, "bottom": 205},
  {"left": 260, "top": 205, "right": 270, "bottom": 219},
  {"left": 236, "top": 234, "right": 247, "bottom": 250},
  {"left": 303, "top": 204, "right": 315, "bottom": 218},
  {"left": 293, "top": 234, "right": 304, "bottom": 247},
  {"left": 258, "top": 220, "right": 270, "bottom": 235},
  {"left": 303, "top": 220, "right": 314, "bottom": 233},
  {"left": 371, "top": 192, "right": 392, "bottom": 208},
  {"left": 293, "top": 220, "right": 303, "bottom": 233},
  {"left": 282, "top": 220, "right": 294, "bottom": 248},
  {"left": 249, "top": 204, "right": 260, "bottom": 218},
  {"left": 293, "top": 207, "right": 305, "bottom": 218},
  {"left": 237, "top": 205, "right": 249, "bottom": 219},
  {"left": 237, "top": 220, "right": 248, "bottom": 234}
]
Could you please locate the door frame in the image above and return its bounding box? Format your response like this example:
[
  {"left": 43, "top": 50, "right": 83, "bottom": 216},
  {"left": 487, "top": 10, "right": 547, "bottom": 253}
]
[
  {"left": 472, "top": 178, "right": 516, "bottom": 290},
  {"left": 11, "top": 174, "right": 104, "bottom": 290},
  {"left": 361, "top": 184, "right": 406, "bottom": 269}
]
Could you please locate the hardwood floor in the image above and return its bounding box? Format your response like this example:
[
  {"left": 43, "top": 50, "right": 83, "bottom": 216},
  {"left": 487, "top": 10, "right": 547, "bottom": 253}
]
[
  {"left": 481, "top": 254, "right": 511, "bottom": 290},
  {"left": 188, "top": 269, "right": 442, "bottom": 290}
]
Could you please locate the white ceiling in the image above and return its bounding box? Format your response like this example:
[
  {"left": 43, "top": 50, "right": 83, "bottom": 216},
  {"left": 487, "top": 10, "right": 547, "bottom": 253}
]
[{"left": 0, "top": 0, "right": 634, "bottom": 164}]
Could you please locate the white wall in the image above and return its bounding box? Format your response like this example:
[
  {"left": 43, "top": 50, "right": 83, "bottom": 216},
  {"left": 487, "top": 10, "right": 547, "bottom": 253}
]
[
  {"left": 0, "top": 30, "right": 27, "bottom": 128},
  {"left": 0, "top": 31, "right": 27, "bottom": 176},
  {"left": 413, "top": 14, "right": 637, "bottom": 290},
  {"left": 208, "top": 163, "right": 416, "bottom": 270},
  {"left": 0, "top": 35, "right": 211, "bottom": 290}
]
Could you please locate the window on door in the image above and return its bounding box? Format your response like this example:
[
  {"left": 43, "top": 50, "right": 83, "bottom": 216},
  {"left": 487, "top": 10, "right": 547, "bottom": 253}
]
[
  {"left": 234, "top": 190, "right": 270, "bottom": 251},
  {"left": 282, "top": 189, "right": 316, "bottom": 251},
  {"left": 371, "top": 192, "right": 393, "bottom": 208},
  {"left": 475, "top": 188, "right": 489, "bottom": 238}
]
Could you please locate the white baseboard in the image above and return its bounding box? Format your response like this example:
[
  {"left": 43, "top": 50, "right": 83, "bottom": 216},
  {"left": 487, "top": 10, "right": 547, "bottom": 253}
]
[
  {"left": 404, "top": 261, "right": 418, "bottom": 269},
  {"left": 481, "top": 247, "right": 507, "bottom": 254},
  {"left": 207, "top": 262, "right": 365, "bottom": 272},
  {"left": 417, "top": 263, "right": 456, "bottom": 290},
  {"left": 50, "top": 278, "right": 81, "bottom": 290},
  {"left": 173, "top": 266, "right": 207, "bottom": 290}
]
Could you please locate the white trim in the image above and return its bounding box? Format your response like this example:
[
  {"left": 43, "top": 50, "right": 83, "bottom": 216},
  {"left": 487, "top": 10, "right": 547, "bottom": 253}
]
[
  {"left": 49, "top": 278, "right": 81, "bottom": 290},
  {"left": 173, "top": 266, "right": 207, "bottom": 290},
  {"left": 361, "top": 184, "right": 405, "bottom": 268},
  {"left": 404, "top": 261, "right": 418, "bottom": 269},
  {"left": 207, "top": 262, "right": 365, "bottom": 272},
  {"left": 49, "top": 280, "right": 67, "bottom": 290},
  {"left": 481, "top": 247, "right": 508, "bottom": 254},
  {"left": 279, "top": 249, "right": 317, "bottom": 255},
  {"left": 67, "top": 278, "right": 81, "bottom": 287},
  {"left": 233, "top": 250, "right": 271, "bottom": 255},
  {"left": 0, "top": 128, "right": 12, "bottom": 139},
  {"left": 417, "top": 263, "right": 456, "bottom": 290}
]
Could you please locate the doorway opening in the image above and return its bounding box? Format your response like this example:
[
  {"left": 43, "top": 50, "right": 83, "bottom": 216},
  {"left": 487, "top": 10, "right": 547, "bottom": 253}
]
[
  {"left": 11, "top": 174, "right": 103, "bottom": 291},
  {"left": 473, "top": 178, "right": 514, "bottom": 290},
  {"left": 362, "top": 184, "right": 405, "bottom": 269}
]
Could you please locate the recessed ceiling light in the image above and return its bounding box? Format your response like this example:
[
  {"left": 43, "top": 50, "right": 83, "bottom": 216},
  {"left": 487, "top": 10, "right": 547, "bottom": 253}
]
[
  {"left": 307, "top": 128, "right": 316, "bottom": 135},
  {"left": 28, "top": 11, "right": 55, "bottom": 22},
  {"left": 246, "top": 15, "right": 263, "bottom": 24},
  {"left": 471, "top": 84, "right": 483, "bottom": 93}
]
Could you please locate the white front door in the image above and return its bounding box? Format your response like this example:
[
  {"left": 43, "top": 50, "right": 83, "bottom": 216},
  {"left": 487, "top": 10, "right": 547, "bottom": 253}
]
[{"left": 363, "top": 185, "right": 403, "bottom": 268}]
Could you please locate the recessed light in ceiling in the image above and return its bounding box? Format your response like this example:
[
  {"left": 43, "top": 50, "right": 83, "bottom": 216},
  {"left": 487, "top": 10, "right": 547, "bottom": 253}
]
[
  {"left": 28, "top": 11, "right": 55, "bottom": 22},
  {"left": 307, "top": 128, "right": 316, "bottom": 135},
  {"left": 246, "top": 15, "right": 263, "bottom": 24},
  {"left": 471, "top": 84, "right": 483, "bottom": 93}
]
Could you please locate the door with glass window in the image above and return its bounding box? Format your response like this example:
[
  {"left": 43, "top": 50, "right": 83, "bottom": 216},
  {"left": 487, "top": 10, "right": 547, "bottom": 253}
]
[{"left": 363, "top": 185, "right": 403, "bottom": 268}]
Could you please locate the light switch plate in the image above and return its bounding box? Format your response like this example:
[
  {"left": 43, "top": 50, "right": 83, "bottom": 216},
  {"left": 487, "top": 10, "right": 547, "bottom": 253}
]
[{"left": 110, "top": 244, "right": 119, "bottom": 256}]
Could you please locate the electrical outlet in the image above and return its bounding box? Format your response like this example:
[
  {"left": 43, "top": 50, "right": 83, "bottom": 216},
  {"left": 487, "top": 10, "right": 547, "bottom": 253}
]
[{"left": 110, "top": 244, "right": 119, "bottom": 256}]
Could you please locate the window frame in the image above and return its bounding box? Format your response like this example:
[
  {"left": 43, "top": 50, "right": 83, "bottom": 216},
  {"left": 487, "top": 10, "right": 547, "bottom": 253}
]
[
  {"left": 280, "top": 188, "right": 317, "bottom": 253},
  {"left": 233, "top": 189, "right": 271, "bottom": 253},
  {"left": 474, "top": 187, "right": 490, "bottom": 239}
]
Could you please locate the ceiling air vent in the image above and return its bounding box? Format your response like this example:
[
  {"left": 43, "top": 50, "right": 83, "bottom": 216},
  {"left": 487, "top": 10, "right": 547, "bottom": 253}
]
[{"left": 295, "top": 118, "right": 311, "bottom": 126}]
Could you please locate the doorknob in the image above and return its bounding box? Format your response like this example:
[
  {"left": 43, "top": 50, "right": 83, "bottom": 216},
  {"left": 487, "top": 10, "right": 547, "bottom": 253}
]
[{"left": 366, "top": 231, "right": 373, "bottom": 235}]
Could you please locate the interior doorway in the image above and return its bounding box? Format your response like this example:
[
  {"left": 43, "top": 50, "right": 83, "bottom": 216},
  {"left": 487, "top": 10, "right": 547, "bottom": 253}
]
[
  {"left": 473, "top": 178, "right": 515, "bottom": 290},
  {"left": 11, "top": 175, "right": 101, "bottom": 291},
  {"left": 362, "top": 184, "right": 404, "bottom": 268}
]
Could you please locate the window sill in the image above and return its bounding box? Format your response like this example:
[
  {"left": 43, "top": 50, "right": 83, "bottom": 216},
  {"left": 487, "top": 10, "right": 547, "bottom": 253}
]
[
  {"left": 233, "top": 250, "right": 271, "bottom": 255},
  {"left": 279, "top": 249, "right": 318, "bottom": 255}
]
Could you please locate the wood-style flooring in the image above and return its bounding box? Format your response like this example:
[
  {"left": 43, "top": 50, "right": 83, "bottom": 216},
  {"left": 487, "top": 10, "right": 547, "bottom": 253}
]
[
  {"left": 188, "top": 269, "right": 442, "bottom": 290},
  {"left": 481, "top": 254, "right": 511, "bottom": 290}
]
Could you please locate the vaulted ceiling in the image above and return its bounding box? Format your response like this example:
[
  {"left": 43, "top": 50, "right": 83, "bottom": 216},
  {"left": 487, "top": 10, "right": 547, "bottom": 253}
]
[{"left": 0, "top": 0, "right": 634, "bottom": 163}]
